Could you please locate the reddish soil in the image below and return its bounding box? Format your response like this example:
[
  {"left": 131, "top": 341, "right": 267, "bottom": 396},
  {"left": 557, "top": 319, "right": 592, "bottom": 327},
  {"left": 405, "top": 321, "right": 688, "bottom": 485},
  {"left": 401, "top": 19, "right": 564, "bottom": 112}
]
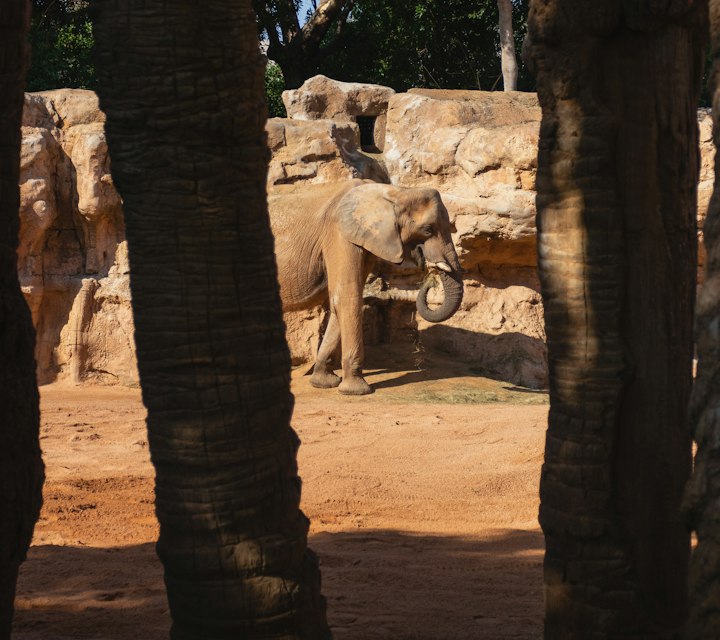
[{"left": 13, "top": 348, "right": 548, "bottom": 639}]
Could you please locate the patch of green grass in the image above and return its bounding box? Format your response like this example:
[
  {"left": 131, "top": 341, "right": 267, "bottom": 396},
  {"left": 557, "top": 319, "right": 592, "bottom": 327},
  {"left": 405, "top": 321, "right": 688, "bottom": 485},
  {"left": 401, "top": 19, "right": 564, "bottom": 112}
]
[{"left": 387, "top": 384, "right": 548, "bottom": 405}]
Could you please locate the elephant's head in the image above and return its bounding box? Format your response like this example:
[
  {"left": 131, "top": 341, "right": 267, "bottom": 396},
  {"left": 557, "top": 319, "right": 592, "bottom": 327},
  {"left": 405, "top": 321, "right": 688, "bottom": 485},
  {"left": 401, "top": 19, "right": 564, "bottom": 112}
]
[{"left": 337, "top": 183, "right": 463, "bottom": 323}]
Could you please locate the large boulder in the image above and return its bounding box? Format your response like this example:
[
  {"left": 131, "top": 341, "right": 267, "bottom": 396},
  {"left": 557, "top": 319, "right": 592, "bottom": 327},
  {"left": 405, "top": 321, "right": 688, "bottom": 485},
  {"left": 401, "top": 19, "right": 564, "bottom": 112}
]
[
  {"left": 282, "top": 74, "right": 395, "bottom": 122},
  {"left": 266, "top": 118, "right": 387, "bottom": 185},
  {"left": 283, "top": 75, "right": 396, "bottom": 152}
]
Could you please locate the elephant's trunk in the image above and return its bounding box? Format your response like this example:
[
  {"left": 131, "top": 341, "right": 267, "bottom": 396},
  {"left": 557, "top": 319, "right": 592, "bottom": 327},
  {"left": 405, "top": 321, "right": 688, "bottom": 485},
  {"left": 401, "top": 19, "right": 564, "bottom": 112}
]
[{"left": 416, "top": 269, "right": 463, "bottom": 323}]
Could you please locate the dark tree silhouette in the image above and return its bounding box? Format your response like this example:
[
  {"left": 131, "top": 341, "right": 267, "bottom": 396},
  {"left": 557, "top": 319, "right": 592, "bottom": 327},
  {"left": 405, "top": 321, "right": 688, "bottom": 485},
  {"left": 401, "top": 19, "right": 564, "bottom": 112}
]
[
  {"left": 0, "top": 0, "right": 45, "bottom": 636},
  {"left": 254, "top": 0, "right": 353, "bottom": 88},
  {"left": 527, "top": 0, "right": 707, "bottom": 636},
  {"left": 93, "top": 0, "right": 330, "bottom": 637}
]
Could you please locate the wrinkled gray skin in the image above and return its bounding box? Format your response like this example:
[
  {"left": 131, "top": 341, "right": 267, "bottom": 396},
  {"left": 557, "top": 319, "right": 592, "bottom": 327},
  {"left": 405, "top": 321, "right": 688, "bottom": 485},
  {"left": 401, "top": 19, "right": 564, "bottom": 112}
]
[{"left": 272, "top": 180, "right": 463, "bottom": 395}]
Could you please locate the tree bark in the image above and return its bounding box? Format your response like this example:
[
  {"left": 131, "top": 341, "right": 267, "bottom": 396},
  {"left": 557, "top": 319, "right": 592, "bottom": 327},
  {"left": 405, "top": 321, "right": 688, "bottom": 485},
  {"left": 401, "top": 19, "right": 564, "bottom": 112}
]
[
  {"left": 685, "top": 1, "right": 720, "bottom": 636},
  {"left": 527, "top": 1, "right": 706, "bottom": 637},
  {"left": 0, "top": 0, "right": 45, "bottom": 637},
  {"left": 497, "top": 0, "right": 517, "bottom": 91},
  {"left": 93, "top": 1, "right": 330, "bottom": 638}
]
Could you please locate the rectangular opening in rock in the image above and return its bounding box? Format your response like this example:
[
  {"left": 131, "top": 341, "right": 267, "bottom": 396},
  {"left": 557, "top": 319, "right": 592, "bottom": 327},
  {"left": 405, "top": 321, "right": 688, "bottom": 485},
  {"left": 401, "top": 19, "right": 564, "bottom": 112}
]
[{"left": 356, "top": 115, "right": 378, "bottom": 152}]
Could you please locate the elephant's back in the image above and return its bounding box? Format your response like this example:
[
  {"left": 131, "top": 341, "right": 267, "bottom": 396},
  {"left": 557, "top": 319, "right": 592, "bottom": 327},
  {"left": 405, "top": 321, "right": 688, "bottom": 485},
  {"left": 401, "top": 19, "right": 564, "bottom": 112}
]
[
  {"left": 268, "top": 183, "right": 353, "bottom": 310},
  {"left": 267, "top": 182, "right": 354, "bottom": 238}
]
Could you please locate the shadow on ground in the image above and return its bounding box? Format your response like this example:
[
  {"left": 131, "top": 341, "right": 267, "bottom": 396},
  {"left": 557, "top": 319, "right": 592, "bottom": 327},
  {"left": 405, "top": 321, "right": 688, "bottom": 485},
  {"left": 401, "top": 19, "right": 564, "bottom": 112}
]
[
  {"left": 418, "top": 325, "right": 547, "bottom": 390},
  {"left": 296, "top": 341, "right": 549, "bottom": 405},
  {"left": 13, "top": 543, "right": 167, "bottom": 640},
  {"left": 14, "top": 529, "right": 543, "bottom": 640},
  {"left": 315, "top": 528, "right": 544, "bottom": 640}
]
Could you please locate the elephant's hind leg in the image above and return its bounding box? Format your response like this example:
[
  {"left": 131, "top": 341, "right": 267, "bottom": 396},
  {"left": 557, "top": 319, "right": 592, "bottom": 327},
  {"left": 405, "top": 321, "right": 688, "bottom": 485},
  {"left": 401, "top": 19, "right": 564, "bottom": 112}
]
[{"left": 310, "top": 312, "right": 341, "bottom": 388}]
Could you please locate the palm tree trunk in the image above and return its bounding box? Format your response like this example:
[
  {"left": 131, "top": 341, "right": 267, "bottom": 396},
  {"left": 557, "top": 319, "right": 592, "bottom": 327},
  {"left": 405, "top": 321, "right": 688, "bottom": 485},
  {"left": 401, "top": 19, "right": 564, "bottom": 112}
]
[
  {"left": 0, "top": 0, "right": 45, "bottom": 637},
  {"left": 685, "top": 1, "right": 720, "bottom": 635},
  {"left": 496, "top": 0, "right": 517, "bottom": 91},
  {"left": 526, "top": 1, "right": 706, "bottom": 636},
  {"left": 93, "top": 1, "right": 330, "bottom": 638}
]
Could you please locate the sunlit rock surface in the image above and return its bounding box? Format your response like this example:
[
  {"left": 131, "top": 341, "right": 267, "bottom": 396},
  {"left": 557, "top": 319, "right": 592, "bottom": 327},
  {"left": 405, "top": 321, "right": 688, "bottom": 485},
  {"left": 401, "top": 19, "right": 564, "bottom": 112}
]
[
  {"left": 266, "top": 117, "right": 387, "bottom": 186},
  {"left": 20, "top": 89, "right": 134, "bottom": 385},
  {"left": 282, "top": 75, "right": 395, "bottom": 120}
]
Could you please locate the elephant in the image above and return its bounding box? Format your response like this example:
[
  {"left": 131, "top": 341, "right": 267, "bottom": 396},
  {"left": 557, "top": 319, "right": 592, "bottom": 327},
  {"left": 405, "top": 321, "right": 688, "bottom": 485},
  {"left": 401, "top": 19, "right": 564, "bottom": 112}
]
[{"left": 270, "top": 179, "right": 464, "bottom": 395}]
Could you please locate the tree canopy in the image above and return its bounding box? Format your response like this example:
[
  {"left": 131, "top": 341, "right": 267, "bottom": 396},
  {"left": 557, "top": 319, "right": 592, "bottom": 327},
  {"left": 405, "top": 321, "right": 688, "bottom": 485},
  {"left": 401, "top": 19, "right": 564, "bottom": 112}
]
[
  {"left": 255, "top": 0, "right": 531, "bottom": 93},
  {"left": 253, "top": 0, "right": 355, "bottom": 88},
  {"left": 316, "top": 0, "right": 531, "bottom": 92},
  {"left": 27, "top": 0, "right": 95, "bottom": 91},
  {"left": 25, "top": 0, "right": 533, "bottom": 108}
]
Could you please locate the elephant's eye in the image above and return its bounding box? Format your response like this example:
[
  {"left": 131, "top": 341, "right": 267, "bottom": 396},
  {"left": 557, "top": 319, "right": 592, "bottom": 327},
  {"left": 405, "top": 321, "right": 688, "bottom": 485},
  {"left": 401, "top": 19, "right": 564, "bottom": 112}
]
[{"left": 421, "top": 224, "right": 433, "bottom": 236}]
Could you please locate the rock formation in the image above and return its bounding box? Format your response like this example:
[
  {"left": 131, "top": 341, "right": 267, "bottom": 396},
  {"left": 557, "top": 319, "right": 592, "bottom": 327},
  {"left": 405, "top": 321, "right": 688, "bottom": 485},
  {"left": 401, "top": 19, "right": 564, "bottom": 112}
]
[
  {"left": 380, "top": 89, "right": 544, "bottom": 386},
  {"left": 283, "top": 75, "right": 395, "bottom": 123},
  {"left": 282, "top": 75, "right": 394, "bottom": 152},
  {"left": 698, "top": 108, "right": 714, "bottom": 276},
  {"left": 20, "top": 90, "right": 136, "bottom": 385},
  {"left": 18, "top": 79, "right": 715, "bottom": 388},
  {"left": 266, "top": 117, "right": 387, "bottom": 186}
]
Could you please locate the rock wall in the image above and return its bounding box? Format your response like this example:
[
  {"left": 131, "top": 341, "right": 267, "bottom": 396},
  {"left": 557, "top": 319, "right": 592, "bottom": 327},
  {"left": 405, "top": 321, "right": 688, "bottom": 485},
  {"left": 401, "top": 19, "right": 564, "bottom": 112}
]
[
  {"left": 381, "top": 89, "right": 545, "bottom": 386},
  {"left": 18, "top": 80, "right": 715, "bottom": 388},
  {"left": 279, "top": 79, "right": 546, "bottom": 386},
  {"left": 20, "top": 90, "right": 136, "bottom": 386},
  {"left": 698, "top": 108, "right": 714, "bottom": 275},
  {"left": 265, "top": 117, "right": 388, "bottom": 186}
]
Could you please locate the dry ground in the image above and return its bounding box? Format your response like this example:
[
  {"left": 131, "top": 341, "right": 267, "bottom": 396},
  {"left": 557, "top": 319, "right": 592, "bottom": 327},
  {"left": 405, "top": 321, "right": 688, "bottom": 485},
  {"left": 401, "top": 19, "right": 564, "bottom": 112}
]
[{"left": 13, "top": 346, "right": 548, "bottom": 639}]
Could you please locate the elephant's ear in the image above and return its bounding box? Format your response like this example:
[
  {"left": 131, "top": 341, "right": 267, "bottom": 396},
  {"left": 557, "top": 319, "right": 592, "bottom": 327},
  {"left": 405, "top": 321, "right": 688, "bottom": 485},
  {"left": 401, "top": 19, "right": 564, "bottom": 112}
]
[{"left": 337, "top": 186, "right": 404, "bottom": 264}]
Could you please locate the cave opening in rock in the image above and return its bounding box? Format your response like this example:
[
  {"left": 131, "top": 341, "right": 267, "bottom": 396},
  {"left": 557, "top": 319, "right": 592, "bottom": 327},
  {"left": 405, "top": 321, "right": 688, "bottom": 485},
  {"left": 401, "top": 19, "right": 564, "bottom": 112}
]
[{"left": 356, "top": 115, "right": 378, "bottom": 152}]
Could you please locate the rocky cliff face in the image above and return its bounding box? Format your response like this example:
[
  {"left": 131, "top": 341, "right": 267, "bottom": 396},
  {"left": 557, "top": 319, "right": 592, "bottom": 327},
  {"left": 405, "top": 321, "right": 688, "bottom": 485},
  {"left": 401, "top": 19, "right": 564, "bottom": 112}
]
[
  {"left": 18, "top": 80, "right": 714, "bottom": 388},
  {"left": 380, "top": 89, "right": 545, "bottom": 387},
  {"left": 20, "top": 90, "right": 136, "bottom": 385},
  {"left": 698, "top": 108, "right": 714, "bottom": 276}
]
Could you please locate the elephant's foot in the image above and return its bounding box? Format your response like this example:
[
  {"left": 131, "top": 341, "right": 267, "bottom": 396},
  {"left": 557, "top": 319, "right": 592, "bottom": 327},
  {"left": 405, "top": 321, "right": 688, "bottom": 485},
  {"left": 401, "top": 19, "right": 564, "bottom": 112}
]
[
  {"left": 338, "top": 376, "right": 373, "bottom": 395},
  {"left": 310, "top": 369, "right": 342, "bottom": 389}
]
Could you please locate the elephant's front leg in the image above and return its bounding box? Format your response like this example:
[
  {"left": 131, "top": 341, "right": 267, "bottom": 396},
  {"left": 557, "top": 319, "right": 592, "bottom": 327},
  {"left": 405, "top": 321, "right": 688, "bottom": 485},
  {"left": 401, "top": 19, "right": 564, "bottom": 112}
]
[
  {"left": 310, "top": 311, "right": 341, "bottom": 388},
  {"left": 328, "top": 245, "right": 373, "bottom": 395},
  {"left": 336, "top": 290, "right": 372, "bottom": 395}
]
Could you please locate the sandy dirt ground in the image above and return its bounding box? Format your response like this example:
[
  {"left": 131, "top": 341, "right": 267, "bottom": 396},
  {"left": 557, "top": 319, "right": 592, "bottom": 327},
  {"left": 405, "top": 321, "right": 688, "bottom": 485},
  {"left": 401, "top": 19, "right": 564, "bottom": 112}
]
[{"left": 12, "top": 347, "right": 548, "bottom": 639}]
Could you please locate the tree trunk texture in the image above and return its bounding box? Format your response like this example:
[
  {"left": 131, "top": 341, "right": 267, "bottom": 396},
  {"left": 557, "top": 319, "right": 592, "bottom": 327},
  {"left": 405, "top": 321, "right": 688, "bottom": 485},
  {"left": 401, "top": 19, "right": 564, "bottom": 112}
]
[
  {"left": 496, "top": 0, "right": 517, "bottom": 91},
  {"left": 0, "top": 0, "right": 45, "bottom": 637},
  {"left": 527, "top": 1, "right": 706, "bottom": 637},
  {"left": 686, "top": 1, "right": 720, "bottom": 636},
  {"left": 93, "top": 1, "right": 330, "bottom": 638}
]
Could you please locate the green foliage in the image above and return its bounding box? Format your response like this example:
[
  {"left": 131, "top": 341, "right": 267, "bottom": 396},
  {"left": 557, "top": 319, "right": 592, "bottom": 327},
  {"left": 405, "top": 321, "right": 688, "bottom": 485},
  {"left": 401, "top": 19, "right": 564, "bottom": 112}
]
[
  {"left": 253, "top": 0, "right": 304, "bottom": 37},
  {"left": 265, "top": 61, "right": 287, "bottom": 117},
  {"left": 27, "top": 0, "right": 95, "bottom": 91},
  {"left": 27, "top": 0, "right": 289, "bottom": 113},
  {"left": 318, "top": 0, "right": 531, "bottom": 92},
  {"left": 27, "top": 0, "right": 533, "bottom": 99}
]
